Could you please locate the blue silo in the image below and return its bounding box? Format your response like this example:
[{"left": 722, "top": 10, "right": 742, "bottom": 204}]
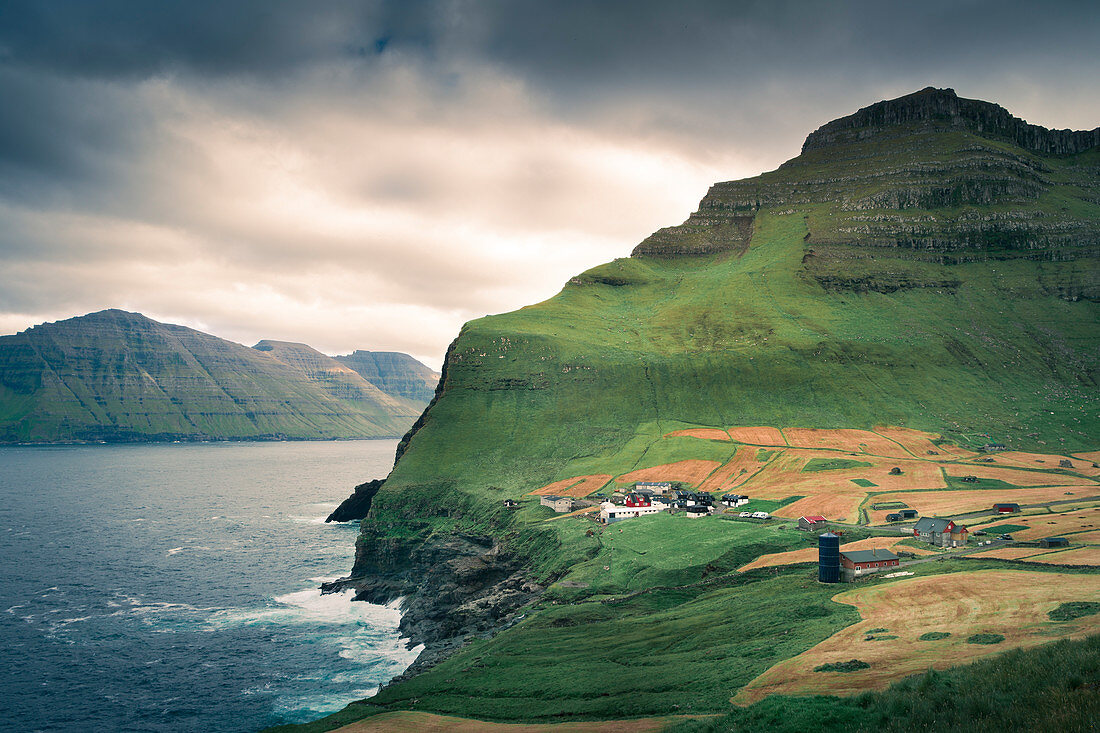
[{"left": 818, "top": 532, "right": 841, "bottom": 583}]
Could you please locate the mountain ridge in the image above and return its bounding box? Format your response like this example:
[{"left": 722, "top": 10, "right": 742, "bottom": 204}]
[{"left": 0, "top": 309, "right": 434, "bottom": 443}]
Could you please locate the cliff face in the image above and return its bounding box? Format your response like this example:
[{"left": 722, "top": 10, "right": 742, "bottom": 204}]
[
  {"left": 802, "top": 87, "right": 1100, "bottom": 155},
  {"left": 341, "top": 88, "right": 1099, "bottom": 670},
  {"left": 334, "top": 350, "right": 440, "bottom": 404},
  {"left": 0, "top": 310, "right": 426, "bottom": 442}
]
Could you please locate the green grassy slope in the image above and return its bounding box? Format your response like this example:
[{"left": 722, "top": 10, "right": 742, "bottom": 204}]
[
  {"left": 383, "top": 202, "right": 1096, "bottom": 508},
  {"left": 0, "top": 310, "right": 427, "bottom": 442}
]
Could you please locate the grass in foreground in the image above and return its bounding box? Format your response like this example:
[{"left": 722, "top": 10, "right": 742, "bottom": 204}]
[{"left": 666, "top": 634, "right": 1100, "bottom": 733}]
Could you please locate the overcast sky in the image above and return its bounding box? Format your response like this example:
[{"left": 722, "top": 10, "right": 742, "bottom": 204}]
[{"left": 1, "top": 1, "right": 1098, "bottom": 369}]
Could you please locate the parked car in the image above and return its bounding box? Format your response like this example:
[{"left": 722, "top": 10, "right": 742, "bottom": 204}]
[{"left": 739, "top": 511, "right": 752, "bottom": 518}]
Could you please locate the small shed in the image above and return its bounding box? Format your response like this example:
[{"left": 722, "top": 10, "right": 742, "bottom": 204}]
[
  {"left": 888, "top": 467, "right": 903, "bottom": 475},
  {"left": 899, "top": 509, "right": 918, "bottom": 520},
  {"left": 1059, "top": 459, "right": 1074, "bottom": 469},
  {"left": 798, "top": 515, "right": 828, "bottom": 531},
  {"left": 885, "top": 513, "right": 902, "bottom": 522},
  {"left": 540, "top": 495, "right": 575, "bottom": 513},
  {"left": 1039, "top": 537, "right": 1070, "bottom": 548},
  {"left": 684, "top": 505, "right": 710, "bottom": 519},
  {"left": 993, "top": 503, "right": 1021, "bottom": 513}
]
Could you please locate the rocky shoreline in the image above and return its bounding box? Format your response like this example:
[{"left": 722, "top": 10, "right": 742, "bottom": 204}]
[{"left": 321, "top": 530, "right": 544, "bottom": 681}]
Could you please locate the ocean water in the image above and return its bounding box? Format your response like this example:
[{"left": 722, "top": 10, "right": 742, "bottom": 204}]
[{"left": 0, "top": 441, "right": 422, "bottom": 733}]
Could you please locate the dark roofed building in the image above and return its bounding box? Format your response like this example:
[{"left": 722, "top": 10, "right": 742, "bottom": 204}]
[
  {"left": 913, "top": 517, "right": 968, "bottom": 547},
  {"left": 1039, "top": 537, "right": 1070, "bottom": 548},
  {"left": 539, "top": 495, "right": 575, "bottom": 513},
  {"left": 994, "top": 503, "right": 1021, "bottom": 513},
  {"left": 840, "top": 548, "right": 900, "bottom": 580}
]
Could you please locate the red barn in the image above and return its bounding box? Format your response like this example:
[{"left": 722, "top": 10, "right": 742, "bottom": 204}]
[
  {"left": 624, "top": 493, "right": 651, "bottom": 507},
  {"left": 798, "top": 516, "right": 828, "bottom": 531},
  {"left": 840, "top": 548, "right": 900, "bottom": 580},
  {"left": 993, "top": 503, "right": 1021, "bottom": 513}
]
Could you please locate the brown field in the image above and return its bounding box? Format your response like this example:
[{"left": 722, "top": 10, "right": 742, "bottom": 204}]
[
  {"left": 1020, "top": 546, "right": 1100, "bottom": 566},
  {"left": 726, "top": 426, "right": 787, "bottom": 445},
  {"left": 1073, "top": 450, "right": 1100, "bottom": 462},
  {"left": 773, "top": 494, "right": 867, "bottom": 524},
  {"left": 744, "top": 455, "right": 945, "bottom": 499},
  {"left": 993, "top": 450, "right": 1096, "bottom": 475},
  {"left": 934, "top": 442, "right": 981, "bottom": 459},
  {"left": 735, "top": 570, "right": 1100, "bottom": 703},
  {"left": 992, "top": 509, "right": 1100, "bottom": 541},
  {"left": 665, "top": 428, "right": 731, "bottom": 441},
  {"left": 699, "top": 446, "right": 769, "bottom": 494},
  {"left": 1065, "top": 529, "right": 1100, "bottom": 544},
  {"left": 333, "top": 711, "right": 683, "bottom": 732},
  {"left": 529, "top": 475, "right": 612, "bottom": 497},
  {"left": 617, "top": 460, "right": 721, "bottom": 487},
  {"left": 782, "top": 428, "right": 912, "bottom": 459},
  {"left": 738, "top": 536, "right": 914, "bottom": 572},
  {"left": 943, "top": 464, "right": 1097, "bottom": 487},
  {"left": 529, "top": 477, "right": 584, "bottom": 495},
  {"left": 871, "top": 426, "right": 945, "bottom": 458},
  {"left": 868, "top": 486, "right": 1099, "bottom": 521}
]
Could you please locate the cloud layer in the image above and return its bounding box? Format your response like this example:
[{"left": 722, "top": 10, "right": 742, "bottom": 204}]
[{"left": 1, "top": 1, "right": 1097, "bottom": 368}]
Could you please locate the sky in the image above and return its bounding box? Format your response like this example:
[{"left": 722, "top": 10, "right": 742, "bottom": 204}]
[{"left": 1, "top": 1, "right": 1098, "bottom": 369}]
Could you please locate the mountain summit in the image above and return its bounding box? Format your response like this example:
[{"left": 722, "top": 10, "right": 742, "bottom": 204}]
[
  {"left": 802, "top": 87, "right": 1100, "bottom": 155},
  {"left": 634, "top": 87, "right": 1100, "bottom": 263}
]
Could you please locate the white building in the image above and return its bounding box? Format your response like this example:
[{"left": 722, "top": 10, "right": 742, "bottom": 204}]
[{"left": 600, "top": 501, "right": 664, "bottom": 524}]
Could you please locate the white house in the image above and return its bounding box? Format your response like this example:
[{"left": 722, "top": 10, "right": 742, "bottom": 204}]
[{"left": 600, "top": 501, "right": 664, "bottom": 524}]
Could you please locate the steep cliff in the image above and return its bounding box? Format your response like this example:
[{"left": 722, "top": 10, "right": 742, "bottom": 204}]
[{"left": 0, "top": 310, "right": 427, "bottom": 442}]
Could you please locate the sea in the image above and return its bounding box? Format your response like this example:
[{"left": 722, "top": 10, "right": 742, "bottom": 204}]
[{"left": 0, "top": 440, "right": 422, "bottom": 733}]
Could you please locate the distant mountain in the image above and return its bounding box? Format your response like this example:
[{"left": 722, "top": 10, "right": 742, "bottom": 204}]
[
  {"left": 0, "top": 309, "right": 436, "bottom": 443},
  {"left": 334, "top": 351, "right": 440, "bottom": 404}
]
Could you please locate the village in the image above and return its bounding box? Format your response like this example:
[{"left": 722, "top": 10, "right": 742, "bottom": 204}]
[{"left": 515, "top": 426, "right": 1100, "bottom": 583}]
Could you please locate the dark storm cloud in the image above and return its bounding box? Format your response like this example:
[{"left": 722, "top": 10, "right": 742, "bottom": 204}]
[
  {"left": 0, "top": 1, "right": 381, "bottom": 78},
  {"left": 0, "top": 0, "right": 1097, "bottom": 366}
]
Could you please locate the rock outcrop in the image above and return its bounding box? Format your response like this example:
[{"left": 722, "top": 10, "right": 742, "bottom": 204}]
[{"left": 325, "top": 479, "right": 384, "bottom": 522}]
